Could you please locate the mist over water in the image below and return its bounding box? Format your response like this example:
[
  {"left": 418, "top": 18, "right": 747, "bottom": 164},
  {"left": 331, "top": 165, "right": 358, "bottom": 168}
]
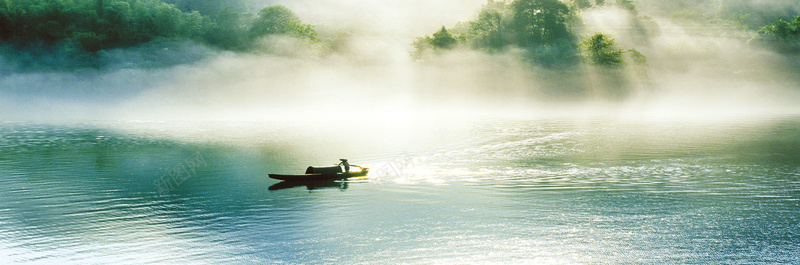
[
  {"left": 1, "top": 0, "right": 798, "bottom": 122},
  {"left": 2, "top": 1, "right": 800, "bottom": 263},
  {"left": 2, "top": 118, "right": 799, "bottom": 264}
]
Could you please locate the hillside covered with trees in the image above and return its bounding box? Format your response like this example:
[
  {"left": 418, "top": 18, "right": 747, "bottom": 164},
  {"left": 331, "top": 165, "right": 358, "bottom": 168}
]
[
  {"left": 1, "top": 0, "right": 798, "bottom": 72},
  {"left": 412, "top": 0, "right": 648, "bottom": 68},
  {"left": 413, "top": 0, "right": 800, "bottom": 66},
  {"left": 409, "top": 0, "right": 799, "bottom": 100},
  {"left": 752, "top": 15, "right": 800, "bottom": 53},
  {"left": 0, "top": 0, "right": 317, "bottom": 55}
]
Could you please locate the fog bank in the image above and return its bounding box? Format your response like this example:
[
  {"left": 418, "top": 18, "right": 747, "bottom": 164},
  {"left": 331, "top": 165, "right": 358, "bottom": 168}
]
[{"left": 1, "top": 0, "right": 799, "bottom": 122}]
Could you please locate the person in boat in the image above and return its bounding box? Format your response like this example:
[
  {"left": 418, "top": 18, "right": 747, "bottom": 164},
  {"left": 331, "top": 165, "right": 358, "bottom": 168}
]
[{"left": 339, "top": 159, "right": 350, "bottom": 173}]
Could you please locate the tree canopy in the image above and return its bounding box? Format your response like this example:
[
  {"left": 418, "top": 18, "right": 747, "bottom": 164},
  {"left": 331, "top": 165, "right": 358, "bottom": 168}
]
[
  {"left": 752, "top": 15, "right": 800, "bottom": 53},
  {"left": 248, "top": 5, "right": 317, "bottom": 41},
  {"left": 510, "top": 0, "right": 574, "bottom": 47},
  {"left": 0, "top": 0, "right": 317, "bottom": 53},
  {"left": 467, "top": 8, "right": 507, "bottom": 52},
  {"left": 413, "top": 0, "right": 580, "bottom": 67},
  {"left": 582, "top": 33, "right": 624, "bottom": 67},
  {"left": 430, "top": 26, "right": 457, "bottom": 49}
]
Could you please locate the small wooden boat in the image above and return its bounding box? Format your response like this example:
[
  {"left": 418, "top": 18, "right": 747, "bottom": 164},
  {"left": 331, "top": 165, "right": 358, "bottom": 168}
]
[{"left": 269, "top": 159, "right": 369, "bottom": 181}]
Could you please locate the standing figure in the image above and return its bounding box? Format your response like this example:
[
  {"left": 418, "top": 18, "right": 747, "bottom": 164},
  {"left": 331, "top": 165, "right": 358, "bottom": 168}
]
[{"left": 339, "top": 159, "right": 350, "bottom": 173}]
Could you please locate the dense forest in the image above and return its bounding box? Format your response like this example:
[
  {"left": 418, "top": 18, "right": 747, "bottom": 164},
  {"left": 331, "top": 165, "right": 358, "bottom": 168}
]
[
  {"left": 412, "top": 0, "right": 800, "bottom": 67},
  {"left": 404, "top": 0, "right": 799, "bottom": 100},
  {"left": 0, "top": 0, "right": 798, "bottom": 70},
  {"left": 411, "top": 0, "right": 659, "bottom": 68},
  {"left": 752, "top": 15, "right": 800, "bottom": 53},
  {"left": 0, "top": 0, "right": 317, "bottom": 53}
]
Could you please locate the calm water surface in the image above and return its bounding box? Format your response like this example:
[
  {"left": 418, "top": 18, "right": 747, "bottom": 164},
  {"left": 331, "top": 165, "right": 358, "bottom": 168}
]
[{"left": 1, "top": 117, "right": 799, "bottom": 264}]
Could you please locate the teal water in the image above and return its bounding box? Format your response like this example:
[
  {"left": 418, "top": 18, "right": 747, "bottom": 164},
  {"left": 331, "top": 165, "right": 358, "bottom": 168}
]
[{"left": 1, "top": 118, "right": 798, "bottom": 264}]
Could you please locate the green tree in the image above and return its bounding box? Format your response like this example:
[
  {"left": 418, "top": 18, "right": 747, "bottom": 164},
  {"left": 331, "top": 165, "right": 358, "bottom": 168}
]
[
  {"left": 510, "top": 0, "right": 574, "bottom": 47},
  {"left": 96, "top": 0, "right": 103, "bottom": 17},
  {"left": 574, "top": 0, "right": 592, "bottom": 9},
  {"left": 0, "top": 0, "right": 323, "bottom": 56},
  {"left": 0, "top": 9, "right": 11, "bottom": 41},
  {"left": 431, "top": 26, "right": 457, "bottom": 49},
  {"left": 410, "top": 26, "right": 458, "bottom": 60},
  {"left": 582, "top": 32, "right": 624, "bottom": 67},
  {"left": 615, "top": 0, "right": 635, "bottom": 12},
  {"left": 510, "top": 0, "right": 580, "bottom": 67},
  {"left": 467, "top": 8, "right": 508, "bottom": 52},
  {"left": 627, "top": 48, "right": 647, "bottom": 77},
  {"left": 412, "top": 0, "right": 581, "bottom": 67},
  {"left": 204, "top": 7, "right": 247, "bottom": 50},
  {"left": 102, "top": 0, "right": 132, "bottom": 44},
  {"left": 152, "top": 2, "right": 182, "bottom": 37},
  {"left": 410, "top": 36, "right": 432, "bottom": 60},
  {"left": 627, "top": 48, "right": 646, "bottom": 65},
  {"left": 248, "top": 5, "right": 317, "bottom": 41},
  {"left": 756, "top": 16, "right": 800, "bottom": 40},
  {"left": 752, "top": 15, "right": 800, "bottom": 53},
  {"left": 162, "top": 0, "right": 247, "bottom": 14},
  {"left": 71, "top": 31, "right": 106, "bottom": 52}
]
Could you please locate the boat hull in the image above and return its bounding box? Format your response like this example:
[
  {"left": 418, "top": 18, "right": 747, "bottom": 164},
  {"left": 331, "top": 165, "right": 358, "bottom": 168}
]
[{"left": 268, "top": 169, "right": 368, "bottom": 181}]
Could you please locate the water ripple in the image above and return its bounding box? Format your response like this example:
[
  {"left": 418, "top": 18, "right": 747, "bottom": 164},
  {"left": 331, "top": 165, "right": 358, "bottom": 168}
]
[{"left": 1, "top": 119, "right": 799, "bottom": 264}]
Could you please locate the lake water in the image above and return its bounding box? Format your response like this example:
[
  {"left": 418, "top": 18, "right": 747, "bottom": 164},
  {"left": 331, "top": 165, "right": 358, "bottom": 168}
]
[{"left": 1, "top": 117, "right": 799, "bottom": 264}]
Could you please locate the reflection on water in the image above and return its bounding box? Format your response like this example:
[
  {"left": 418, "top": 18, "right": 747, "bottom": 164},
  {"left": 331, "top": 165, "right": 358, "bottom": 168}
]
[
  {"left": 0, "top": 118, "right": 799, "bottom": 264},
  {"left": 268, "top": 180, "right": 349, "bottom": 191}
]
